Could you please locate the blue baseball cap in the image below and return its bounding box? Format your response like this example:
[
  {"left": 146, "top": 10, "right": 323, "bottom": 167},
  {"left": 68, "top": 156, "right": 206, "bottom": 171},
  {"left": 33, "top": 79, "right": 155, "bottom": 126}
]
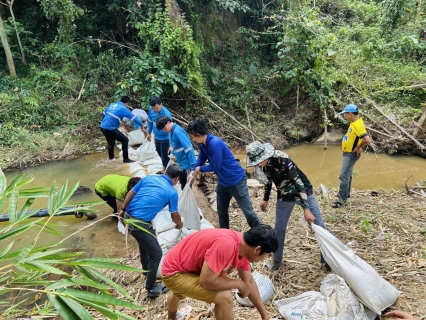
[{"left": 339, "top": 104, "right": 358, "bottom": 114}]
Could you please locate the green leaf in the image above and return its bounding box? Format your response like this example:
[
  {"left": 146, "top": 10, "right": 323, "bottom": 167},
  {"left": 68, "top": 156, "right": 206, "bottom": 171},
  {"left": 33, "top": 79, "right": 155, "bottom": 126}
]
[
  {"left": 59, "top": 295, "right": 93, "bottom": 320},
  {"left": 48, "top": 183, "right": 56, "bottom": 215},
  {"left": 15, "top": 178, "right": 34, "bottom": 189},
  {"left": 13, "top": 242, "right": 35, "bottom": 264},
  {"left": 20, "top": 248, "right": 66, "bottom": 263},
  {"left": 0, "top": 167, "right": 6, "bottom": 195},
  {"left": 62, "top": 289, "right": 143, "bottom": 310},
  {"left": 73, "top": 298, "right": 140, "bottom": 320},
  {"left": 4, "top": 174, "right": 24, "bottom": 194},
  {"left": 47, "top": 293, "right": 90, "bottom": 320},
  {"left": 86, "top": 267, "right": 135, "bottom": 301},
  {"left": 8, "top": 187, "right": 19, "bottom": 223},
  {"left": 46, "top": 278, "right": 109, "bottom": 291},
  {"left": 24, "top": 262, "right": 69, "bottom": 275},
  {"left": 69, "top": 259, "right": 143, "bottom": 272},
  {"left": 19, "top": 198, "right": 35, "bottom": 219},
  {"left": 19, "top": 187, "right": 51, "bottom": 198},
  {"left": 0, "top": 240, "right": 14, "bottom": 259}
]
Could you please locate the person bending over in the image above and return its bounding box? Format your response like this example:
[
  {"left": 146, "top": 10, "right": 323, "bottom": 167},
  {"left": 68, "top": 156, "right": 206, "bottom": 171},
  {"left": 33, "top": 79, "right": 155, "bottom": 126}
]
[{"left": 162, "top": 224, "right": 278, "bottom": 320}]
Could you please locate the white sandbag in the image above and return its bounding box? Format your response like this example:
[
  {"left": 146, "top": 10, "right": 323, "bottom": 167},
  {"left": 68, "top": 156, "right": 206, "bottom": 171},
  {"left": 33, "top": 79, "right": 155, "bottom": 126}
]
[
  {"left": 247, "top": 179, "right": 263, "bottom": 188},
  {"left": 312, "top": 224, "right": 400, "bottom": 314},
  {"left": 174, "top": 183, "right": 182, "bottom": 197},
  {"left": 142, "top": 156, "right": 162, "bottom": 166},
  {"left": 275, "top": 291, "right": 330, "bottom": 320},
  {"left": 178, "top": 183, "right": 201, "bottom": 230},
  {"left": 119, "top": 148, "right": 139, "bottom": 158},
  {"left": 320, "top": 274, "right": 376, "bottom": 320},
  {"left": 200, "top": 217, "right": 215, "bottom": 229},
  {"left": 152, "top": 210, "right": 176, "bottom": 234},
  {"left": 147, "top": 163, "right": 164, "bottom": 175},
  {"left": 138, "top": 140, "right": 157, "bottom": 161},
  {"left": 132, "top": 169, "right": 146, "bottom": 179},
  {"left": 236, "top": 271, "right": 275, "bottom": 307},
  {"left": 127, "top": 130, "right": 145, "bottom": 146},
  {"left": 129, "top": 163, "right": 144, "bottom": 174}
]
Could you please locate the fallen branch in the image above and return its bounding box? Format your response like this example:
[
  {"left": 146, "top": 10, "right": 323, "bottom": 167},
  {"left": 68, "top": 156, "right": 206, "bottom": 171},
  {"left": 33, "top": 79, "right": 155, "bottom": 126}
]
[
  {"left": 351, "top": 86, "right": 425, "bottom": 150},
  {"left": 374, "top": 83, "right": 426, "bottom": 94},
  {"left": 77, "top": 77, "right": 86, "bottom": 101},
  {"left": 189, "top": 84, "right": 264, "bottom": 142},
  {"left": 366, "top": 126, "right": 394, "bottom": 138}
]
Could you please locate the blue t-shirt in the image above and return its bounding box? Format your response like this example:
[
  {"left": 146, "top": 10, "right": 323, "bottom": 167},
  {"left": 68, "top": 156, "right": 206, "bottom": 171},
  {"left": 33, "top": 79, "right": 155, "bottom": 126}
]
[
  {"left": 147, "top": 105, "right": 173, "bottom": 141},
  {"left": 193, "top": 134, "right": 244, "bottom": 187},
  {"left": 100, "top": 101, "right": 143, "bottom": 130},
  {"left": 127, "top": 175, "right": 178, "bottom": 221},
  {"left": 170, "top": 123, "right": 196, "bottom": 170}
]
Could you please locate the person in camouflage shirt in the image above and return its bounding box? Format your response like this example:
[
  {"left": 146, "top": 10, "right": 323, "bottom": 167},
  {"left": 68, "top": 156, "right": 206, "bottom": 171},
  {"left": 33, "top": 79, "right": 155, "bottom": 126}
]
[{"left": 246, "top": 141, "right": 328, "bottom": 272}]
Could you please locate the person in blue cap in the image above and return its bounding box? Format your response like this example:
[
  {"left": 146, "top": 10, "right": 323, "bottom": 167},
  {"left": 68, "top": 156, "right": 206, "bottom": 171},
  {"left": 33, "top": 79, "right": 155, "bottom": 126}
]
[
  {"left": 100, "top": 95, "right": 143, "bottom": 163},
  {"left": 332, "top": 104, "right": 371, "bottom": 208}
]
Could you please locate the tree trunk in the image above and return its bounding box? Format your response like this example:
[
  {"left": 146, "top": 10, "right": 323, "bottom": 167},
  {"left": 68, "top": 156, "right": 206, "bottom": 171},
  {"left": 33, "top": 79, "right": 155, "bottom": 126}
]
[
  {"left": 414, "top": 106, "right": 426, "bottom": 137},
  {"left": 165, "top": 0, "right": 182, "bottom": 24},
  {"left": 9, "top": 0, "right": 26, "bottom": 65},
  {"left": 0, "top": 12, "right": 17, "bottom": 77}
]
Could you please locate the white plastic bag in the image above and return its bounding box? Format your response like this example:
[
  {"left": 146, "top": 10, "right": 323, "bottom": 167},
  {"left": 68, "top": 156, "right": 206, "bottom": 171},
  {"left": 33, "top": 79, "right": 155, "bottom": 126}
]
[
  {"left": 127, "top": 130, "right": 145, "bottom": 146},
  {"left": 235, "top": 271, "right": 276, "bottom": 307},
  {"left": 312, "top": 224, "right": 400, "bottom": 314},
  {"left": 138, "top": 140, "right": 157, "bottom": 161},
  {"left": 275, "top": 291, "right": 330, "bottom": 320},
  {"left": 200, "top": 217, "right": 215, "bottom": 229},
  {"left": 133, "top": 169, "right": 146, "bottom": 179},
  {"left": 119, "top": 148, "right": 139, "bottom": 158},
  {"left": 147, "top": 163, "right": 164, "bottom": 175},
  {"left": 178, "top": 183, "right": 201, "bottom": 230},
  {"left": 320, "top": 274, "right": 377, "bottom": 320}
]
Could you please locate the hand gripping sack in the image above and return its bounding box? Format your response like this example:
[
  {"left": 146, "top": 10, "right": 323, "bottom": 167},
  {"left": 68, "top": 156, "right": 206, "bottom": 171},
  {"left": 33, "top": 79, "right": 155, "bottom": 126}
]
[
  {"left": 138, "top": 140, "right": 157, "bottom": 161},
  {"left": 235, "top": 271, "right": 276, "bottom": 307},
  {"left": 127, "top": 130, "right": 145, "bottom": 146},
  {"left": 178, "top": 182, "right": 201, "bottom": 230},
  {"left": 312, "top": 224, "right": 400, "bottom": 314}
]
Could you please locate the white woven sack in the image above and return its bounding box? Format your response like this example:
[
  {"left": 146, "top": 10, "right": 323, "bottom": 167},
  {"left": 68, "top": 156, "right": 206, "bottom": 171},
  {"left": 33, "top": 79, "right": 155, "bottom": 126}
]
[
  {"left": 312, "top": 224, "right": 400, "bottom": 314},
  {"left": 133, "top": 169, "right": 146, "bottom": 179},
  {"left": 156, "top": 247, "right": 169, "bottom": 279},
  {"left": 320, "top": 274, "right": 376, "bottom": 320},
  {"left": 129, "top": 163, "right": 144, "bottom": 174},
  {"left": 152, "top": 210, "right": 176, "bottom": 235},
  {"left": 147, "top": 163, "right": 164, "bottom": 175},
  {"left": 128, "top": 130, "right": 144, "bottom": 146},
  {"left": 178, "top": 183, "right": 201, "bottom": 230},
  {"left": 275, "top": 291, "right": 331, "bottom": 320},
  {"left": 236, "top": 271, "right": 276, "bottom": 307},
  {"left": 143, "top": 156, "right": 162, "bottom": 166},
  {"left": 119, "top": 148, "right": 139, "bottom": 158},
  {"left": 138, "top": 140, "right": 157, "bottom": 161}
]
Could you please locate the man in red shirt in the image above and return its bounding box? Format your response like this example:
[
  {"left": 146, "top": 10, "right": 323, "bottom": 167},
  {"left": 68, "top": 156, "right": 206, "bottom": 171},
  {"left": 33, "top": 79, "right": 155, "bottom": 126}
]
[{"left": 162, "top": 225, "right": 278, "bottom": 320}]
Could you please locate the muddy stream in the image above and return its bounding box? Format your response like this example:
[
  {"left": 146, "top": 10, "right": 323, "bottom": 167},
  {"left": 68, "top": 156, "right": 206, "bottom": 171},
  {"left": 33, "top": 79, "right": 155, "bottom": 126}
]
[{"left": 3, "top": 145, "right": 426, "bottom": 258}]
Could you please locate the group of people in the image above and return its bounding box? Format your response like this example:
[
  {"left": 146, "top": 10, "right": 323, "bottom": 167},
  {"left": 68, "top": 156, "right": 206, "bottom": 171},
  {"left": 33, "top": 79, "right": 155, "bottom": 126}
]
[{"left": 98, "top": 96, "right": 413, "bottom": 320}]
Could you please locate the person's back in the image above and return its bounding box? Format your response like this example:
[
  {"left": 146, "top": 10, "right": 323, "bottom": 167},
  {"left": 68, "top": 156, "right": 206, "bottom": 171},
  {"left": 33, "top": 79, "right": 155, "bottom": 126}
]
[
  {"left": 170, "top": 123, "right": 196, "bottom": 170},
  {"left": 95, "top": 174, "right": 129, "bottom": 201},
  {"left": 197, "top": 134, "right": 244, "bottom": 187},
  {"left": 100, "top": 102, "right": 133, "bottom": 130}
]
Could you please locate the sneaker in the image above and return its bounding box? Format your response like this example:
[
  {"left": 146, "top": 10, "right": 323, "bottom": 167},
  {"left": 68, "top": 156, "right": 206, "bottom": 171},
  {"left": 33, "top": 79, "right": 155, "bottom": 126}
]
[
  {"left": 123, "top": 159, "right": 135, "bottom": 163},
  {"left": 147, "top": 283, "right": 169, "bottom": 298}
]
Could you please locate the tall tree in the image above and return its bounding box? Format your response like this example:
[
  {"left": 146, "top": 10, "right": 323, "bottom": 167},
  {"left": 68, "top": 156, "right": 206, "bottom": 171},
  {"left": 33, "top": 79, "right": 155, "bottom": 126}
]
[
  {"left": 5, "top": 0, "right": 26, "bottom": 65},
  {"left": 0, "top": 11, "right": 16, "bottom": 77}
]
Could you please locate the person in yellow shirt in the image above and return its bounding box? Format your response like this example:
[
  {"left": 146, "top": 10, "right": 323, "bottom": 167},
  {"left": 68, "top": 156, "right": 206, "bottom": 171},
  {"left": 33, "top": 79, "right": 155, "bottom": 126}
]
[{"left": 332, "top": 104, "right": 371, "bottom": 208}]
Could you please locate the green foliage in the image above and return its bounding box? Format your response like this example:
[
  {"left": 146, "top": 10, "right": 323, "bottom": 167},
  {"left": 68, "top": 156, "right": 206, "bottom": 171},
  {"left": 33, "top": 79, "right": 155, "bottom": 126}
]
[
  {"left": 380, "top": 0, "right": 409, "bottom": 33},
  {"left": 274, "top": 8, "right": 336, "bottom": 108},
  {"left": 0, "top": 168, "right": 144, "bottom": 318},
  {"left": 116, "top": 54, "right": 188, "bottom": 103},
  {"left": 135, "top": 6, "right": 204, "bottom": 89}
]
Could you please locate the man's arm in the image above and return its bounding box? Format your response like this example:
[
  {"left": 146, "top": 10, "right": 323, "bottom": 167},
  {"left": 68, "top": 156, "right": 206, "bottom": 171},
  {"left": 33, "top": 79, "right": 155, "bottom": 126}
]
[
  {"left": 170, "top": 211, "right": 183, "bottom": 229},
  {"left": 238, "top": 269, "right": 270, "bottom": 320},
  {"left": 115, "top": 199, "right": 123, "bottom": 213},
  {"left": 199, "top": 262, "right": 249, "bottom": 296},
  {"left": 353, "top": 135, "right": 371, "bottom": 155},
  {"left": 118, "top": 190, "right": 136, "bottom": 222}
]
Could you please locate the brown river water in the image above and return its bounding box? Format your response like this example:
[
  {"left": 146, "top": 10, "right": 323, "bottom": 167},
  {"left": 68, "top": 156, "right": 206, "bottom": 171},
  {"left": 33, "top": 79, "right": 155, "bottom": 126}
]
[{"left": 3, "top": 144, "right": 426, "bottom": 257}]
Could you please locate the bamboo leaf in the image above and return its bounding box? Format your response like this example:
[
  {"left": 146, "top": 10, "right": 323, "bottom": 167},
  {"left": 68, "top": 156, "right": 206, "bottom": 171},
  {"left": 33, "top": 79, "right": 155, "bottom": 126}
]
[
  {"left": 0, "top": 220, "right": 42, "bottom": 242},
  {"left": 62, "top": 288, "right": 143, "bottom": 310},
  {"left": 0, "top": 167, "right": 6, "bottom": 195},
  {"left": 8, "top": 187, "right": 19, "bottom": 223},
  {"left": 15, "top": 178, "right": 35, "bottom": 188},
  {"left": 24, "top": 262, "right": 69, "bottom": 275},
  {"left": 18, "top": 198, "right": 35, "bottom": 219},
  {"left": 58, "top": 295, "right": 93, "bottom": 320},
  {"left": 0, "top": 194, "right": 6, "bottom": 214},
  {"left": 47, "top": 293, "right": 88, "bottom": 320},
  {"left": 13, "top": 241, "right": 35, "bottom": 265},
  {"left": 0, "top": 240, "right": 14, "bottom": 259},
  {"left": 10, "top": 280, "right": 55, "bottom": 286},
  {"left": 48, "top": 183, "right": 56, "bottom": 215},
  {"left": 20, "top": 248, "right": 66, "bottom": 263},
  {"left": 4, "top": 174, "right": 24, "bottom": 194},
  {"left": 86, "top": 266, "right": 135, "bottom": 301},
  {"left": 73, "top": 298, "right": 140, "bottom": 320},
  {"left": 18, "top": 187, "right": 51, "bottom": 198},
  {"left": 46, "top": 277, "right": 109, "bottom": 291},
  {"left": 69, "top": 259, "right": 143, "bottom": 272},
  {"left": 54, "top": 182, "right": 79, "bottom": 212}
]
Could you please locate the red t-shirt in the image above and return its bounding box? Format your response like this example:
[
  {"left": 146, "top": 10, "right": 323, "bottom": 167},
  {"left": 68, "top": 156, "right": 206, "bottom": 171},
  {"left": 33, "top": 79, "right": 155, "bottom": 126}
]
[{"left": 162, "top": 229, "right": 250, "bottom": 276}]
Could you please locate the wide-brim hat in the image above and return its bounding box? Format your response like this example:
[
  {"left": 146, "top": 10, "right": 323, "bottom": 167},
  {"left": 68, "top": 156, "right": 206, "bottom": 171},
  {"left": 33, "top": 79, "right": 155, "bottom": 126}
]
[{"left": 246, "top": 141, "right": 275, "bottom": 167}]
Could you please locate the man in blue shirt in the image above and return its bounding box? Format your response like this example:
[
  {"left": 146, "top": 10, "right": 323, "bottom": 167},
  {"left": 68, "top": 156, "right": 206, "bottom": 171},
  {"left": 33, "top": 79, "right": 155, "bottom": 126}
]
[
  {"left": 119, "top": 164, "right": 184, "bottom": 298},
  {"left": 187, "top": 118, "right": 262, "bottom": 229},
  {"left": 100, "top": 96, "right": 143, "bottom": 163},
  {"left": 156, "top": 116, "right": 196, "bottom": 189},
  {"left": 146, "top": 96, "right": 173, "bottom": 171}
]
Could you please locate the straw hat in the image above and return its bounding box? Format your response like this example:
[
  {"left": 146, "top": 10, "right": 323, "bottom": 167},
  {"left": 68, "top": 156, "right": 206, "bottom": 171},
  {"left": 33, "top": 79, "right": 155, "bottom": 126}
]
[{"left": 246, "top": 141, "right": 275, "bottom": 167}]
